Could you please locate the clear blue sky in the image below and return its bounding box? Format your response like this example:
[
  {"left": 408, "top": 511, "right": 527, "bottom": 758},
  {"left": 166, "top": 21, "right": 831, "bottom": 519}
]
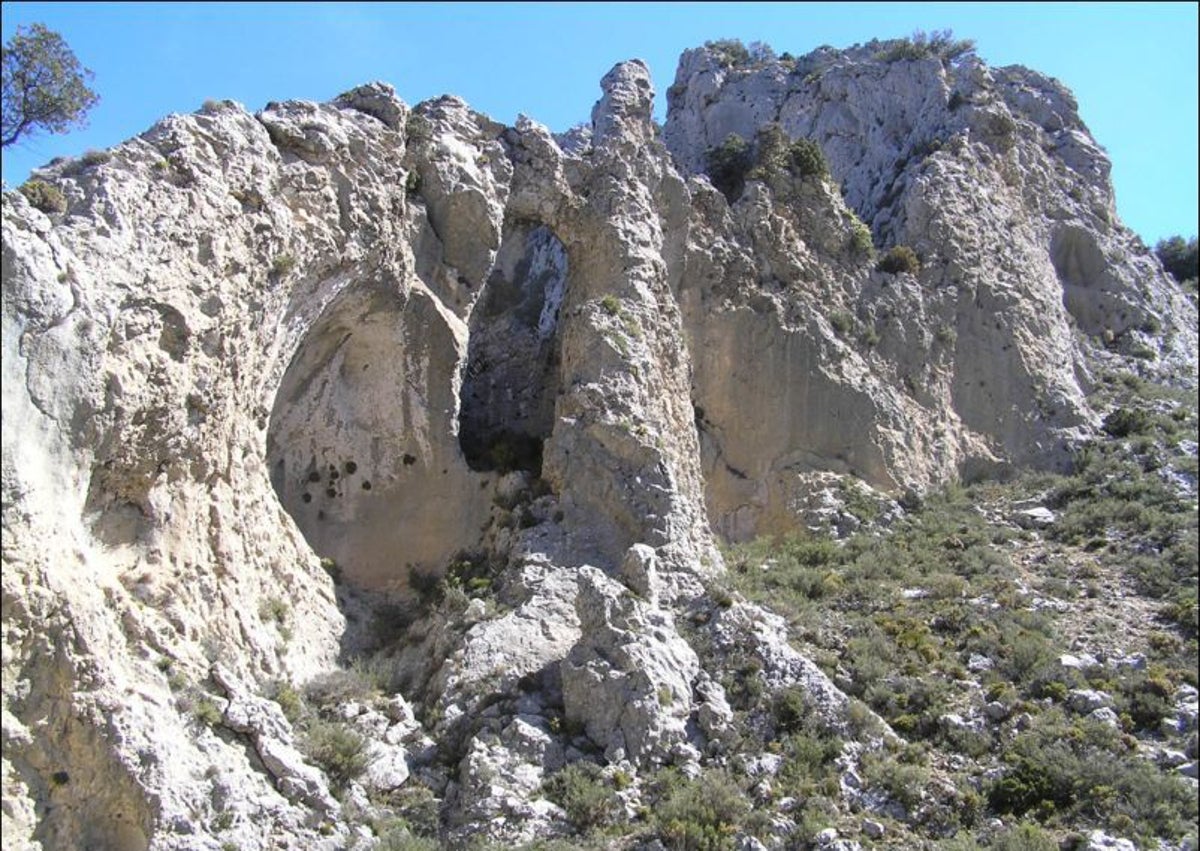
[{"left": 2, "top": 2, "right": 1196, "bottom": 244}]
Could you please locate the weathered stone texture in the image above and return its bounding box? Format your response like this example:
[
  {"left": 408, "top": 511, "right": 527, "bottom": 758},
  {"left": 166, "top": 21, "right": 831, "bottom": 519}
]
[{"left": 2, "top": 40, "right": 1195, "bottom": 849}]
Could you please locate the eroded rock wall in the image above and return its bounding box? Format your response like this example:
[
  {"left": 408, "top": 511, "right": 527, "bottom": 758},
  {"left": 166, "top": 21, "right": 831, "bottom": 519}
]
[
  {"left": 2, "top": 41, "right": 1196, "bottom": 850},
  {"left": 665, "top": 42, "right": 1197, "bottom": 536},
  {"left": 1, "top": 83, "right": 504, "bottom": 849}
]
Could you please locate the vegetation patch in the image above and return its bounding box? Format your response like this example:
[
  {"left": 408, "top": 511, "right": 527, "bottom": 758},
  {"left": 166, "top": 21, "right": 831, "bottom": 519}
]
[
  {"left": 1154, "top": 234, "right": 1197, "bottom": 291},
  {"left": 542, "top": 761, "right": 621, "bottom": 834},
  {"left": 848, "top": 215, "right": 875, "bottom": 259},
  {"left": 703, "top": 38, "right": 777, "bottom": 70},
  {"left": 651, "top": 768, "right": 751, "bottom": 851},
  {"left": 18, "top": 179, "right": 67, "bottom": 213},
  {"left": 877, "top": 244, "right": 921, "bottom": 275},
  {"left": 704, "top": 133, "right": 753, "bottom": 203},
  {"left": 716, "top": 367, "right": 1197, "bottom": 846},
  {"left": 705, "top": 123, "right": 831, "bottom": 203},
  {"left": 271, "top": 253, "right": 297, "bottom": 276},
  {"left": 876, "top": 29, "right": 977, "bottom": 66},
  {"left": 302, "top": 718, "right": 368, "bottom": 786}
]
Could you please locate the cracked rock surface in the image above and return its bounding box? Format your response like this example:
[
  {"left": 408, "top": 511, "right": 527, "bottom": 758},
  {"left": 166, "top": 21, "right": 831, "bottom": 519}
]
[{"left": 2, "top": 43, "right": 1196, "bottom": 851}]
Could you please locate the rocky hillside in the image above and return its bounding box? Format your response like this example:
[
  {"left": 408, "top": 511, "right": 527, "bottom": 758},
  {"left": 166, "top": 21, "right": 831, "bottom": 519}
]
[{"left": 2, "top": 36, "right": 1196, "bottom": 851}]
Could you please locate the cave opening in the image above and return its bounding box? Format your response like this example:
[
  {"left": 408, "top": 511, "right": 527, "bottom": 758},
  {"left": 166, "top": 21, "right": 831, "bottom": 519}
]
[
  {"left": 458, "top": 222, "right": 567, "bottom": 476},
  {"left": 265, "top": 272, "right": 491, "bottom": 591}
]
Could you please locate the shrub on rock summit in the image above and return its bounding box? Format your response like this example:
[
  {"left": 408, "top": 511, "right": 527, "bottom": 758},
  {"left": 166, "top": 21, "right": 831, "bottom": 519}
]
[
  {"left": 878, "top": 245, "right": 921, "bottom": 275},
  {"left": 705, "top": 133, "right": 753, "bottom": 202},
  {"left": 18, "top": 179, "right": 66, "bottom": 213},
  {"left": 788, "top": 136, "right": 829, "bottom": 180}
]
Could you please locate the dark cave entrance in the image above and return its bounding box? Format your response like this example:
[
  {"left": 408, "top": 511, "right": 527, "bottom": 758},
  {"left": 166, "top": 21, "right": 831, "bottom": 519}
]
[{"left": 458, "top": 222, "right": 567, "bottom": 476}]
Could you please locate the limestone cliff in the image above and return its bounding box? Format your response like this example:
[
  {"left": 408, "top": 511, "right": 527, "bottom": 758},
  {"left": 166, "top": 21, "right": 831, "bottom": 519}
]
[
  {"left": 664, "top": 42, "right": 1195, "bottom": 538},
  {"left": 2, "top": 38, "right": 1195, "bottom": 851}
]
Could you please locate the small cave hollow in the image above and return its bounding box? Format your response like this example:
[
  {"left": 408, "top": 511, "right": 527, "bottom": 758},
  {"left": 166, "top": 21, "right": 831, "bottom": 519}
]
[
  {"left": 458, "top": 222, "right": 567, "bottom": 476},
  {"left": 266, "top": 273, "right": 491, "bottom": 591},
  {"left": 1050, "top": 225, "right": 1122, "bottom": 335}
]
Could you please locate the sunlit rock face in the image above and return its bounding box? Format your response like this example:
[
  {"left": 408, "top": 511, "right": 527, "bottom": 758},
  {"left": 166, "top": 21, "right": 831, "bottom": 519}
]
[
  {"left": 664, "top": 42, "right": 1194, "bottom": 536},
  {"left": 2, "top": 41, "right": 1195, "bottom": 849}
]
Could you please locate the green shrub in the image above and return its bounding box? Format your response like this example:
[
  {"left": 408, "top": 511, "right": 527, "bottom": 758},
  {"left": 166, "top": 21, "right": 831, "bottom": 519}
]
[
  {"left": 1109, "top": 667, "right": 1175, "bottom": 731},
  {"left": 600, "top": 294, "right": 622, "bottom": 316},
  {"left": 990, "top": 822, "right": 1059, "bottom": 851},
  {"left": 269, "top": 680, "right": 304, "bottom": 722},
  {"left": 999, "top": 627, "right": 1057, "bottom": 686},
  {"left": 405, "top": 113, "right": 433, "bottom": 143},
  {"left": 878, "top": 29, "right": 977, "bottom": 66},
  {"left": 840, "top": 479, "right": 882, "bottom": 522},
  {"left": 849, "top": 217, "right": 874, "bottom": 258},
  {"left": 744, "top": 124, "right": 830, "bottom": 189},
  {"left": 878, "top": 38, "right": 929, "bottom": 63},
  {"left": 304, "top": 667, "right": 379, "bottom": 707},
  {"left": 405, "top": 169, "right": 421, "bottom": 194},
  {"left": 653, "top": 768, "right": 750, "bottom": 851},
  {"left": 776, "top": 533, "right": 840, "bottom": 567},
  {"left": 772, "top": 686, "right": 812, "bottom": 734},
  {"left": 705, "top": 133, "right": 752, "bottom": 202},
  {"left": 375, "top": 824, "right": 440, "bottom": 851},
  {"left": 271, "top": 254, "right": 296, "bottom": 276},
  {"left": 935, "top": 324, "right": 957, "bottom": 345},
  {"left": 1102, "top": 407, "right": 1151, "bottom": 437},
  {"left": 788, "top": 137, "right": 829, "bottom": 180},
  {"left": 878, "top": 245, "right": 921, "bottom": 274},
  {"left": 320, "top": 557, "right": 342, "bottom": 584},
  {"left": 303, "top": 719, "right": 368, "bottom": 785},
  {"left": 259, "top": 596, "right": 289, "bottom": 624},
  {"left": 81, "top": 148, "right": 111, "bottom": 166},
  {"left": 1154, "top": 235, "right": 1197, "bottom": 285},
  {"left": 746, "top": 41, "right": 776, "bottom": 65},
  {"left": 1163, "top": 591, "right": 1198, "bottom": 638},
  {"left": 441, "top": 550, "right": 503, "bottom": 601},
  {"left": 862, "top": 747, "right": 929, "bottom": 811},
  {"left": 704, "top": 38, "right": 751, "bottom": 68},
  {"left": 862, "top": 673, "right": 952, "bottom": 737},
  {"left": 746, "top": 124, "right": 788, "bottom": 181},
  {"left": 542, "top": 762, "right": 619, "bottom": 833},
  {"left": 18, "top": 179, "right": 67, "bottom": 213},
  {"left": 774, "top": 727, "right": 843, "bottom": 800},
  {"left": 374, "top": 782, "right": 441, "bottom": 838},
  {"left": 719, "top": 654, "right": 765, "bottom": 710},
  {"left": 193, "top": 695, "right": 224, "bottom": 727},
  {"left": 829, "top": 311, "right": 854, "bottom": 336}
]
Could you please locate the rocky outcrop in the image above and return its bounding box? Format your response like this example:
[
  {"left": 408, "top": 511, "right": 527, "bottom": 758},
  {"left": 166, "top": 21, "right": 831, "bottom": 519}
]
[
  {"left": 561, "top": 567, "right": 701, "bottom": 765},
  {"left": 666, "top": 41, "right": 1196, "bottom": 537},
  {"left": 2, "top": 40, "right": 1195, "bottom": 851}
]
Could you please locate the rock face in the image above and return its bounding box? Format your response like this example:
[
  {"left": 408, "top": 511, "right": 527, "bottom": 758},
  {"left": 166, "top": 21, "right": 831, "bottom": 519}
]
[
  {"left": 2, "top": 42, "right": 1195, "bottom": 850},
  {"left": 664, "top": 43, "right": 1195, "bottom": 538},
  {"left": 561, "top": 567, "right": 701, "bottom": 765}
]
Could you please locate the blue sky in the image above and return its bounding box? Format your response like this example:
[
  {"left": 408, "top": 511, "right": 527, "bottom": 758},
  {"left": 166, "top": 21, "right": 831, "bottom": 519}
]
[{"left": 2, "top": 2, "right": 1196, "bottom": 244}]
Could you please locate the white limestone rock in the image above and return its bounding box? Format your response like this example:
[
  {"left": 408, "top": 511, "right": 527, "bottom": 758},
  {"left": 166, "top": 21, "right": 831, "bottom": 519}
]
[
  {"left": 2, "top": 36, "right": 1196, "bottom": 851},
  {"left": 561, "top": 567, "right": 700, "bottom": 765}
]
